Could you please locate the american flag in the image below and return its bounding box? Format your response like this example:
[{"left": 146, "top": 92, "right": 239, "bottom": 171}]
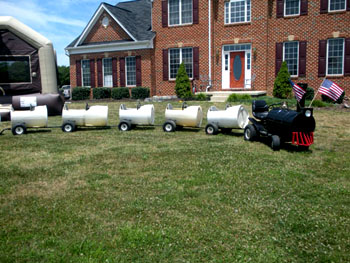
[
  {"left": 319, "top": 79, "right": 344, "bottom": 101},
  {"left": 289, "top": 80, "right": 306, "bottom": 102}
]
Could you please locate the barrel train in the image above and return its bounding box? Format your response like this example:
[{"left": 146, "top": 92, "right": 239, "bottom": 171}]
[{"left": 0, "top": 100, "right": 316, "bottom": 151}]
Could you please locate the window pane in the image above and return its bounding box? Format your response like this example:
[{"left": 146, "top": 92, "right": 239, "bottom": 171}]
[
  {"left": 169, "top": 49, "right": 180, "bottom": 79},
  {"left": 126, "top": 57, "right": 136, "bottom": 86},
  {"left": 228, "top": 0, "right": 250, "bottom": 23},
  {"left": 0, "top": 56, "right": 31, "bottom": 83},
  {"left": 182, "top": 47, "right": 193, "bottom": 78},
  {"left": 169, "top": 0, "right": 180, "bottom": 25},
  {"left": 103, "top": 58, "right": 113, "bottom": 87},
  {"left": 327, "top": 38, "right": 344, "bottom": 75},
  {"left": 329, "top": 0, "right": 346, "bottom": 11},
  {"left": 225, "top": 2, "right": 230, "bottom": 23},
  {"left": 285, "top": 0, "right": 300, "bottom": 15},
  {"left": 181, "top": 0, "right": 193, "bottom": 24},
  {"left": 82, "top": 60, "right": 91, "bottom": 87},
  {"left": 284, "top": 42, "right": 299, "bottom": 76}
]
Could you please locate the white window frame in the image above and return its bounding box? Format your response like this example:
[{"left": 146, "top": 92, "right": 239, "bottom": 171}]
[
  {"left": 125, "top": 56, "right": 136, "bottom": 87},
  {"left": 102, "top": 58, "right": 113, "bottom": 87},
  {"left": 168, "top": 47, "right": 193, "bottom": 80},
  {"left": 0, "top": 55, "right": 32, "bottom": 84},
  {"left": 224, "top": 0, "right": 251, "bottom": 25},
  {"left": 328, "top": 0, "right": 347, "bottom": 12},
  {"left": 168, "top": 0, "right": 193, "bottom": 27},
  {"left": 326, "top": 38, "right": 345, "bottom": 76},
  {"left": 284, "top": 0, "right": 300, "bottom": 17},
  {"left": 81, "top": 59, "right": 91, "bottom": 87},
  {"left": 283, "top": 41, "right": 299, "bottom": 77}
]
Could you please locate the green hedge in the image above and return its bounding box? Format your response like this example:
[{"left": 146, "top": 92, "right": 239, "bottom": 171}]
[
  {"left": 111, "top": 87, "right": 130, "bottom": 100},
  {"left": 227, "top": 93, "right": 252, "bottom": 102},
  {"left": 72, "top": 87, "right": 90, "bottom": 100},
  {"left": 304, "top": 87, "right": 315, "bottom": 100},
  {"left": 131, "top": 87, "right": 150, "bottom": 100},
  {"left": 93, "top": 87, "right": 111, "bottom": 99},
  {"left": 193, "top": 93, "right": 210, "bottom": 101}
]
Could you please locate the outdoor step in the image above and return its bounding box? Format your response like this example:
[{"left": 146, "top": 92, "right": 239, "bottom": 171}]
[{"left": 195, "top": 90, "right": 267, "bottom": 102}]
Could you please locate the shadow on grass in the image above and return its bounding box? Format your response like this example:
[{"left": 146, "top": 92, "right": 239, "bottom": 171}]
[{"left": 253, "top": 136, "right": 313, "bottom": 153}]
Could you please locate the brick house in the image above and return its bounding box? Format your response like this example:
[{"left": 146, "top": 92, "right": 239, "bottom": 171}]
[{"left": 66, "top": 0, "right": 350, "bottom": 97}]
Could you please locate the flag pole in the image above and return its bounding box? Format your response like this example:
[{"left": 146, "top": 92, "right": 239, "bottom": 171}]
[{"left": 308, "top": 77, "right": 325, "bottom": 108}]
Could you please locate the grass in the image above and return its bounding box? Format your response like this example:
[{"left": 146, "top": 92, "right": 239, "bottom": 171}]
[{"left": 0, "top": 101, "right": 349, "bottom": 262}]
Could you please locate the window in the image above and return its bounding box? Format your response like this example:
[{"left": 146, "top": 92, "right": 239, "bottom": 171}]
[
  {"left": 285, "top": 0, "right": 300, "bottom": 16},
  {"left": 327, "top": 38, "right": 344, "bottom": 75},
  {"left": 0, "top": 56, "right": 31, "bottom": 84},
  {"left": 126, "top": 56, "right": 136, "bottom": 86},
  {"left": 329, "top": 0, "right": 346, "bottom": 12},
  {"left": 169, "top": 0, "right": 192, "bottom": 26},
  {"left": 81, "top": 60, "right": 90, "bottom": 87},
  {"left": 103, "top": 58, "right": 113, "bottom": 87},
  {"left": 169, "top": 47, "right": 193, "bottom": 79},
  {"left": 225, "top": 54, "right": 229, "bottom": 70},
  {"left": 225, "top": 0, "right": 251, "bottom": 24},
  {"left": 284, "top": 42, "right": 299, "bottom": 76}
]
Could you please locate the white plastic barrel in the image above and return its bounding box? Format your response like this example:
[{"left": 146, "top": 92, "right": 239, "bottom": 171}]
[
  {"left": 10, "top": 105, "right": 48, "bottom": 128},
  {"left": 119, "top": 104, "right": 155, "bottom": 125},
  {"left": 62, "top": 105, "right": 108, "bottom": 127},
  {"left": 207, "top": 105, "right": 249, "bottom": 129},
  {"left": 165, "top": 104, "right": 203, "bottom": 127}
]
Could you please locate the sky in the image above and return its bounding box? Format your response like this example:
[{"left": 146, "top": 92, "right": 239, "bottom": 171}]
[{"left": 0, "top": 0, "right": 125, "bottom": 66}]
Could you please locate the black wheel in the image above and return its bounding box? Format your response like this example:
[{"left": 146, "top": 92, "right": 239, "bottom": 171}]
[
  {"left": 163, "top": 121, "right": 176, "bottom": 132},
  {"left": 271, "top": 135, "right": 281, "bottom": 151},
  {"left": 12, "top": 125, "right": 26, "bottom": 135},
  {"left": 118, "top": 122, "right": 131, "bottom": 131},
  {"left": 205, "top": 124, "right": 218, "bottom": 135},
  {"left": 221, "top": 128, "right": 232, "bottom": 134},
  {"left": 62, "top": 122, "right": 75, "bottom": 133},
  {"left": 244, "top": 124, "right": 257, "bottom": 141}
]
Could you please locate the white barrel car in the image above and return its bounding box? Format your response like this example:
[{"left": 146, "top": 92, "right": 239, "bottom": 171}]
[
  {"left": 118, "top": 103, "right": 155, "bottom": 131},
  {"left": 163, "top": 102, "right": 203, "bottom": 132},
  {"left": 205, "top": 104, "right": 249, "bottom": 135}
]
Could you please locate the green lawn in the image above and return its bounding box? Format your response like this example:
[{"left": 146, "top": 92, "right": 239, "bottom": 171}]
[{"left": 0, "top": 101, "right": 349, "bottom": 262}]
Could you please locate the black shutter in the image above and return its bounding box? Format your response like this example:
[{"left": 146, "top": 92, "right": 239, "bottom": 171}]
[
  {"left": 320, "top": 0, "right": 328, "bottom": 14},
  {"left": 162, "top": 49, "right": 168, "bottom": 81},
  {"left": 347, "top": 0, "right": 350, "bottom": 11},
  {"left": 90, "top": 59, "right": 95, "bottom": 88},
  {"left": 300, "top": 0, "right": 308, "bottom": 15},
  {"left": 318, "top": 40, "right": 327, "bottom": 77},
  {"left": 120, "top": 57, "right": 125, "bottom": 87},
  {"left": 193, "top": 0, "right": 199, "bottom": 24},
  {"left": 344, "top": 38, "right": 350, "bottom": 76},
  {"left": 299, "top": 41, "right": 307, "bottom": 77},
  {"left": 193, "top": 47, "right": 199, "bottom": 80},
  {"left": 76, "top": 60, "right": 81, "bottom": 86},
  {"left": 275, "top": 42, "right": 283, "bottom": 76},
  {"left": 112, "top": 57, "right": 118, "bottom": 87},
  {"left": 97, "top": 59, "right": 103, "bottom": 87},
  {"left": 162, "top": 1, "right": 168, "bottom": 28},
  {"left": 276, "top": 0, "right": 284, "bottom": 18},
  {"left": 136, "top": 56, "right": 142, "bottom": 86}
]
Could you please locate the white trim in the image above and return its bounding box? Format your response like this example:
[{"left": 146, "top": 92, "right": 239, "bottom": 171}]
[
  {"left": 75, "top": 3, "right": 136, "bottom": 47},
  {"left": 81, "top": 59, "right": 91, "bottom": 87},
  {"left": 66, "top": 39, "right": 154, "bottom": 55},
  {"left": 328, "top": 0, "right": 347, "bottom": 12},
  {"left": 284, "top": 0, "right": 301, "bottom": 17},
  {"left": 102, "top": 58, "right": 113, "bottom": 87},
  {"left": 224, "top": 0, "right": 251, "bottom": 25},
  {"left": 326, "top": 38, "right": 345, "bottom": 76},
  {"left": 283, "top": 41, "right": 299, "bottom": 77},
  {"left": 126, "top": 56, "right": 137, "bottom": 87},
  {"left": 0, "top": 55, "right": 32, "bottom": 84},
  {"left": 168, "top": 0, "right": 193, "bottom": 27},
  {"left": 168, "top": 47, "right": 193, "bottom": 81}
]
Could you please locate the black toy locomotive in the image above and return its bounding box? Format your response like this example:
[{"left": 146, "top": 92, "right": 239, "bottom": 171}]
[{"left": 244, "top": 100, "right": 316, "bottom": 151}]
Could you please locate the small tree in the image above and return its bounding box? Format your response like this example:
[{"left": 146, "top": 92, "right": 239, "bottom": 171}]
[
  {"left": 273, "top": 61, "right": 292, "bottom": 99},
  {"left": 175, "top": 63, "right": 192, "bottom": 99}
]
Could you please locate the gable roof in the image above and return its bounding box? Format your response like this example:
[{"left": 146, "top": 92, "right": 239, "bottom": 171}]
[{"left": 67, "top": 0, "right": 154, "bottom": 49}]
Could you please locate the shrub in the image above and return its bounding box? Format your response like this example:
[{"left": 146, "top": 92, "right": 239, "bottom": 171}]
[
  {"left": 112, "top": 87, "right": 130, "bottom": 100},
  {"left": 72, "top": 87, "right": 90, "bottom": 100},
  {"left": 273, "top": 61, "right": 292, "bottom": 99},
  {"left": 321, "top": 91, "right": 345, "bottom": 104},
  {"left": 311, "top": 100, "right": 327, "bottom": 107},
  {"left": 227, "top": 93, "right": 252, "bottom": 102},
  {"left": 304, "top": 87, "right": 315, "bottom": 101},
  {"left": 194, "top": 93, "right": 209, "bottom": 101},
  {"left": 93, "top": 87, "right": 111, "bottom": 99},
  {"left": 175, "top": 63, "right": 192, "bottom": 99},
  {"left": 131, "top": 87, "right": 150, "bottom": 100}
]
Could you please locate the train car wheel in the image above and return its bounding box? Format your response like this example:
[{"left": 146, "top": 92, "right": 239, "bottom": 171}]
[
  {"left": 271, "top": 135, "right": 280, "bottom": 151},
  {"left": 163, "top": 121, "right": 176, "bottom": 132},
  {"left": 62, "top": 123, "right": 75, "bottom": 133},
  {"left": 244, "top": 124, "right": 257, "bottom": 141},
  {"left": 118, "top": 122, "right": 131, "bottom": 131},
  {"left": 205, "top": 124, "right": 218, "bottom": 135},
  {"left": 12, "top": 125, "right": 26, "bottom": 135}
]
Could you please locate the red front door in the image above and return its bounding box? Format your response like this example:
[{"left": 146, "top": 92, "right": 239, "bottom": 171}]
[{"left": 230, "top": 52, "right": 245, "bottom": 88}]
